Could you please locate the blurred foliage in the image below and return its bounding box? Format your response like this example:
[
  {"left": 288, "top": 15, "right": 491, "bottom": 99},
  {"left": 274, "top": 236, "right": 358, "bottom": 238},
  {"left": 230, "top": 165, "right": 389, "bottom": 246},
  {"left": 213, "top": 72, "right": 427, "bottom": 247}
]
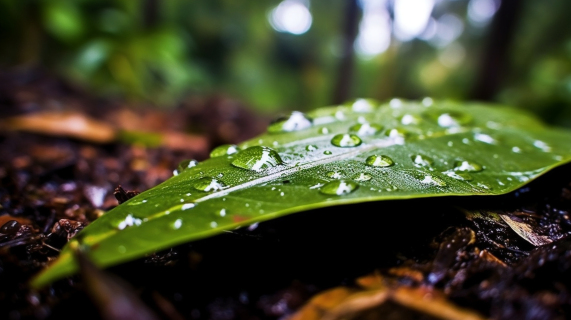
[{"left": 0, "top": 0, "right": 570, "bottom": 124}]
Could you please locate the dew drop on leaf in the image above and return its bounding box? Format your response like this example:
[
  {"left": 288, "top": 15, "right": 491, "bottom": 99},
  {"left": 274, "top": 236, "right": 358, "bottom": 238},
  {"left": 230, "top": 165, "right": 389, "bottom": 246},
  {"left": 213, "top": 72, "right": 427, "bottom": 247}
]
[
  {"left": 181, "top": 203, "right": 196, "bottom": 210},
  {"left": 354, "top": 173, "right": 372, "bottom": 181},
  {"left": 331, "top": 134, "right": 362, "bottom": 147},
  {"left": 420, "top": 175, "right": 447, "bottom": 187},
  {"left": 453, "top": 160, "right": 483, "bottom": 172},
  {"left": 323, "top": 150, "right": 332, "bottom": 155},
  {"left": 210, "top": 144, "right": 240, "bottom": 158},
  {"left": 365, "top": 155, "right": 394, "bottom": 167},
  {"left": 533, "top": 140, "right": 552, "bottom": 152},
  {"left": 389, "top": 98, "right": 402, "bottom": 108},
  {"left": 349, "top": 123, "right": 383, "bottom": 136},
  {"left": 443, "top": 171, "right": 473, "bottom": 181},
  {"left": 171, "top": 219, "right": 183, "bottom": 230},
  {"left": 400, "top": 114, "right": 422, "bottom": 125},
  {"left": 231, "top": 146, "right": 284, "bottom": 172},
  {"left": 474, "top": 133, "right": 497, "bottom": 144},
  {"left": 385, "top": 128, "right": 410, "bottom": 139},
  {"left": 411, "top": 154, "right": 434, "bottom": 167},
  {"left": 318, "top": 127, "right": 330, "bottom": 134},
  {"left": 348, "top": 98, "right": 376, "bottom": 112},
  {"left": 268, "top": 111, "right": 313, "bottom": 133},
  {"left": 436, "top": 111, "right": 472, "bottom": 127},
  {"left": 320, "top": 180, "right": 359, "bottom": 195},
  {"left": 192, "top": 177, "right": 227, "bottom": 192},
  {"left": 326, "top": 171, "right": 343, "bottom": 179},
  {"left": 117, "top": 214, "right": 142, "bottom": 230},
  {"left": 173, "top": 159, "right": 198, "bottom": 176},
  {"left": 477, "top": 182, "right": 492, "bottom": 190},
  {"left": 422, "top": 97, "right": 434, "bottom": 106},
  {"left": 306, "top": 145, "right": 318, "bottom": 151},
  {"left": 127, "top": 199, "right": 147, "bottom": 206}
]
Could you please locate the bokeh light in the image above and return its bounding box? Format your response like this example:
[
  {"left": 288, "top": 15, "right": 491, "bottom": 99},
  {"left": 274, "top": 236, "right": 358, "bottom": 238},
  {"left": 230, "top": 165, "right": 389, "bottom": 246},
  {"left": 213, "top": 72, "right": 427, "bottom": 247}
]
[{"left": 269, "top": 0, "right": 313, "bottom": 35}]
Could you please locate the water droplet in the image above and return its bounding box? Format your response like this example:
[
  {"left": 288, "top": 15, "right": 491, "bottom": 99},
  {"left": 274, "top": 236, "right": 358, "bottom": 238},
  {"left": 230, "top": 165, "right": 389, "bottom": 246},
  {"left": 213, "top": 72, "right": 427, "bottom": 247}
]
[
  {"left": 210, "top": 144, "right": 240, "bottom": 158},
  {"left": 117, "top": 245, "right": 126, "bottom": 253},
  {"left": 320, "top": 180, "right": 359, "bottom": 195},
  {"left": 172, "top": 219, "right": 183, "bottom": 230},
  {"left": 474, "top": 133, "right": 497, "bottom": 144},
  {"left": 231, "top": 146, "right": 284, "bottom": 172},
  {"left": 268, "top": 111, "right": 313, "bottom": 133},
  {"left": 411, "top": 154, "right": 434, "bottom": 167},
  {"left": 306, "top": 145, "right": 318, "bottom": 151},
  {"left": 400, "top": 114, "right": 422, "bottom": 125},
  {"left": 349, "top": 98, "right": 376, "bottom": 112},
  {"left": 366, "top": 155, "right": 394, "bottom": 167},
  {"left": 334, "top": 110, "right": 346, "bottom": 120},
  {"left": 349, "top": 123, "right": 382, "bottom": 136},
  {"left": 127, "top": 199, "right": 148, "bottom": 206},
  {"left": 219, "top": 209, "right": 226, "bottom": 217},
  {"left": 389, "top": 98, "right": 402, "bottom": 108},
  {"left": 420, "top": 175, "right": 447, "bottom": 187},
  {"left": 444, "top": 171, "right": 473, "bottom": 181},
  {"left": 117, "top": 214, "right": 142, "bottom": 230},
  {"left": 173, "top": 159, "right": 198, "bottom": 176},
  {"left": 422, "top": 97, "right": 434, "bottom": 106},
  {"left": 512, "top": 146, "right": 522, "bottom": 153},
  {"left": 318, "top": 127, "right": 330, "bottom": 134},
  {"left": 181, "top": 203, "right": 196, "bottom": 210},
  {"left": 477, "top": 182, "right": 492, "bottom": 190},
  {"left": 327, "top": 171, "right": 343, "bottom": 179},
  {"left": 435, "top": 111, "right": 472, "bottom": 127},
  {"left": 210, "top": 221, "right": 218, "bottom": 228},
  {"left": 385, "top": 128, "right": 410, "bottom": 139},
  {"left": 354, "top": 173, "right": 372, "bottom": 181},
  {"left": 453, "top": 160, "right": 483, "bottom": 172},
  {"left": 324, "top": 150, "right": 332, "bottom": 155},
  {"left": 193, "top": 177, "right": 227, "bottom": 192},
  {"left": 533, "top": 140, "right": 552, "bottom": 152},
  {"left": 331, "top": 134, "right": 362, "bottom": 147}
]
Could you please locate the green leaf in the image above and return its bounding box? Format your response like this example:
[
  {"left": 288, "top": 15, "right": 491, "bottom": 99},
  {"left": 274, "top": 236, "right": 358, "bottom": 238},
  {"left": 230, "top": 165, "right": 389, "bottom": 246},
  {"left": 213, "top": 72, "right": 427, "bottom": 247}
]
[{"left": 31, "top": 99, "right": 571, "bottom": 287}]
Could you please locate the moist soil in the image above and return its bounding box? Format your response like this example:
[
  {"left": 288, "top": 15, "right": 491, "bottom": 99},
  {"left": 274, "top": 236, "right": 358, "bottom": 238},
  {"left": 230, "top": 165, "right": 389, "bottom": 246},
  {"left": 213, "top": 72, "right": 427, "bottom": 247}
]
[{"left": 1, "top": 69, "right": 571, "bottom": 320}]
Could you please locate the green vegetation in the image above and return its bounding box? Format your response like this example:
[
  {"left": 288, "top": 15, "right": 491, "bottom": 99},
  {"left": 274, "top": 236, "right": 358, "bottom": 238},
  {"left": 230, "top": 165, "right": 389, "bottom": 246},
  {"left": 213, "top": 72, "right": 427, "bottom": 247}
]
[{"left": 32, "top": 99, "right": 571, "bottom": 287}]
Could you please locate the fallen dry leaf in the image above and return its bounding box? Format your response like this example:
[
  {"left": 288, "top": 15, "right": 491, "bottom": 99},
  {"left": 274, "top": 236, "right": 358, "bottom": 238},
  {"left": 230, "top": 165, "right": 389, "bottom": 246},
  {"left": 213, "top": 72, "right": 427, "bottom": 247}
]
[
  {"left": 290, "top": 273, "right": 487, "bottom": 320},
  {"left": 3, "top": 111, "right": 116, "bottom": 143}
]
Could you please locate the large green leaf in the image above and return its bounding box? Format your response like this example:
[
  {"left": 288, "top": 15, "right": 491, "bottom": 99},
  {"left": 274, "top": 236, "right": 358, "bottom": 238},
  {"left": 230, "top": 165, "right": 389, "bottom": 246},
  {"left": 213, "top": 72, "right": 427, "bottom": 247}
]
[{"left": 32, "top": 99, "right": 571, "bottom": 287}]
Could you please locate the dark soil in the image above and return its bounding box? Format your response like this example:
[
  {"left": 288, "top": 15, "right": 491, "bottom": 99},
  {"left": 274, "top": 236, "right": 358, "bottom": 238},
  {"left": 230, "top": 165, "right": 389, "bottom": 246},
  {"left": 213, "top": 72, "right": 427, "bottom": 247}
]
[{"left": 1, "top": 69, "right": 571, "bottom": 320}]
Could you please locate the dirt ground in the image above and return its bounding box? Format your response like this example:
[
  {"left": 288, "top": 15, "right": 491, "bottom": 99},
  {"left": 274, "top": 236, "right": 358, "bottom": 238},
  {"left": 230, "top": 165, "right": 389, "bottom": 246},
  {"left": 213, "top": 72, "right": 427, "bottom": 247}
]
[{"left": 1, "top": 69, "right": 571, "bottom": 320}]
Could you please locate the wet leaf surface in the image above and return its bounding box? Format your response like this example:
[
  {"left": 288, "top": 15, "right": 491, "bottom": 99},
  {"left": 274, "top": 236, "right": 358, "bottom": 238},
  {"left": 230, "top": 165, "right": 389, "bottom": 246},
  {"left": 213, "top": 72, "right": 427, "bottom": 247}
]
[{"left": 32, "top": 99, "right": 571, "bottom": 287}]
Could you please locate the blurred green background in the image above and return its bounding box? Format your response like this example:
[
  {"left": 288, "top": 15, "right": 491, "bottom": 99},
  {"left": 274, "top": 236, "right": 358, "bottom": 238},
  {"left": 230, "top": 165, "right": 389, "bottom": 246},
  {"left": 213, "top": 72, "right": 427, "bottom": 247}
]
[{"left": 1, "top": 0, "right": 570, "bottom": 125}]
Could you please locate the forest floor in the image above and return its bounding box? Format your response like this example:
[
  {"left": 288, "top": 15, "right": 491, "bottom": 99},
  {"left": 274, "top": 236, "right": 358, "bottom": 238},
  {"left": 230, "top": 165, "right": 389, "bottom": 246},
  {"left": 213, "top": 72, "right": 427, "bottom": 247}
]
[{"left": 1, "top": 69, "right": 571, "bottom": 320}]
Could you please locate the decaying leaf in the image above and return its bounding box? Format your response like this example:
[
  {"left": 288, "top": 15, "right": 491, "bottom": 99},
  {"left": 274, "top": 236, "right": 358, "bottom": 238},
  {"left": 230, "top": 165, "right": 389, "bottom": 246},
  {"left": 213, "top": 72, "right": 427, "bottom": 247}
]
[
  {"left": 290, "top": 273, "right": 486, "bottom": 320},
  {"left": 2, "top": 111, "right": 116, "bottom": 143},
  {"left": 465, "top": 209, "right": 564, "bottom": 247}
]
